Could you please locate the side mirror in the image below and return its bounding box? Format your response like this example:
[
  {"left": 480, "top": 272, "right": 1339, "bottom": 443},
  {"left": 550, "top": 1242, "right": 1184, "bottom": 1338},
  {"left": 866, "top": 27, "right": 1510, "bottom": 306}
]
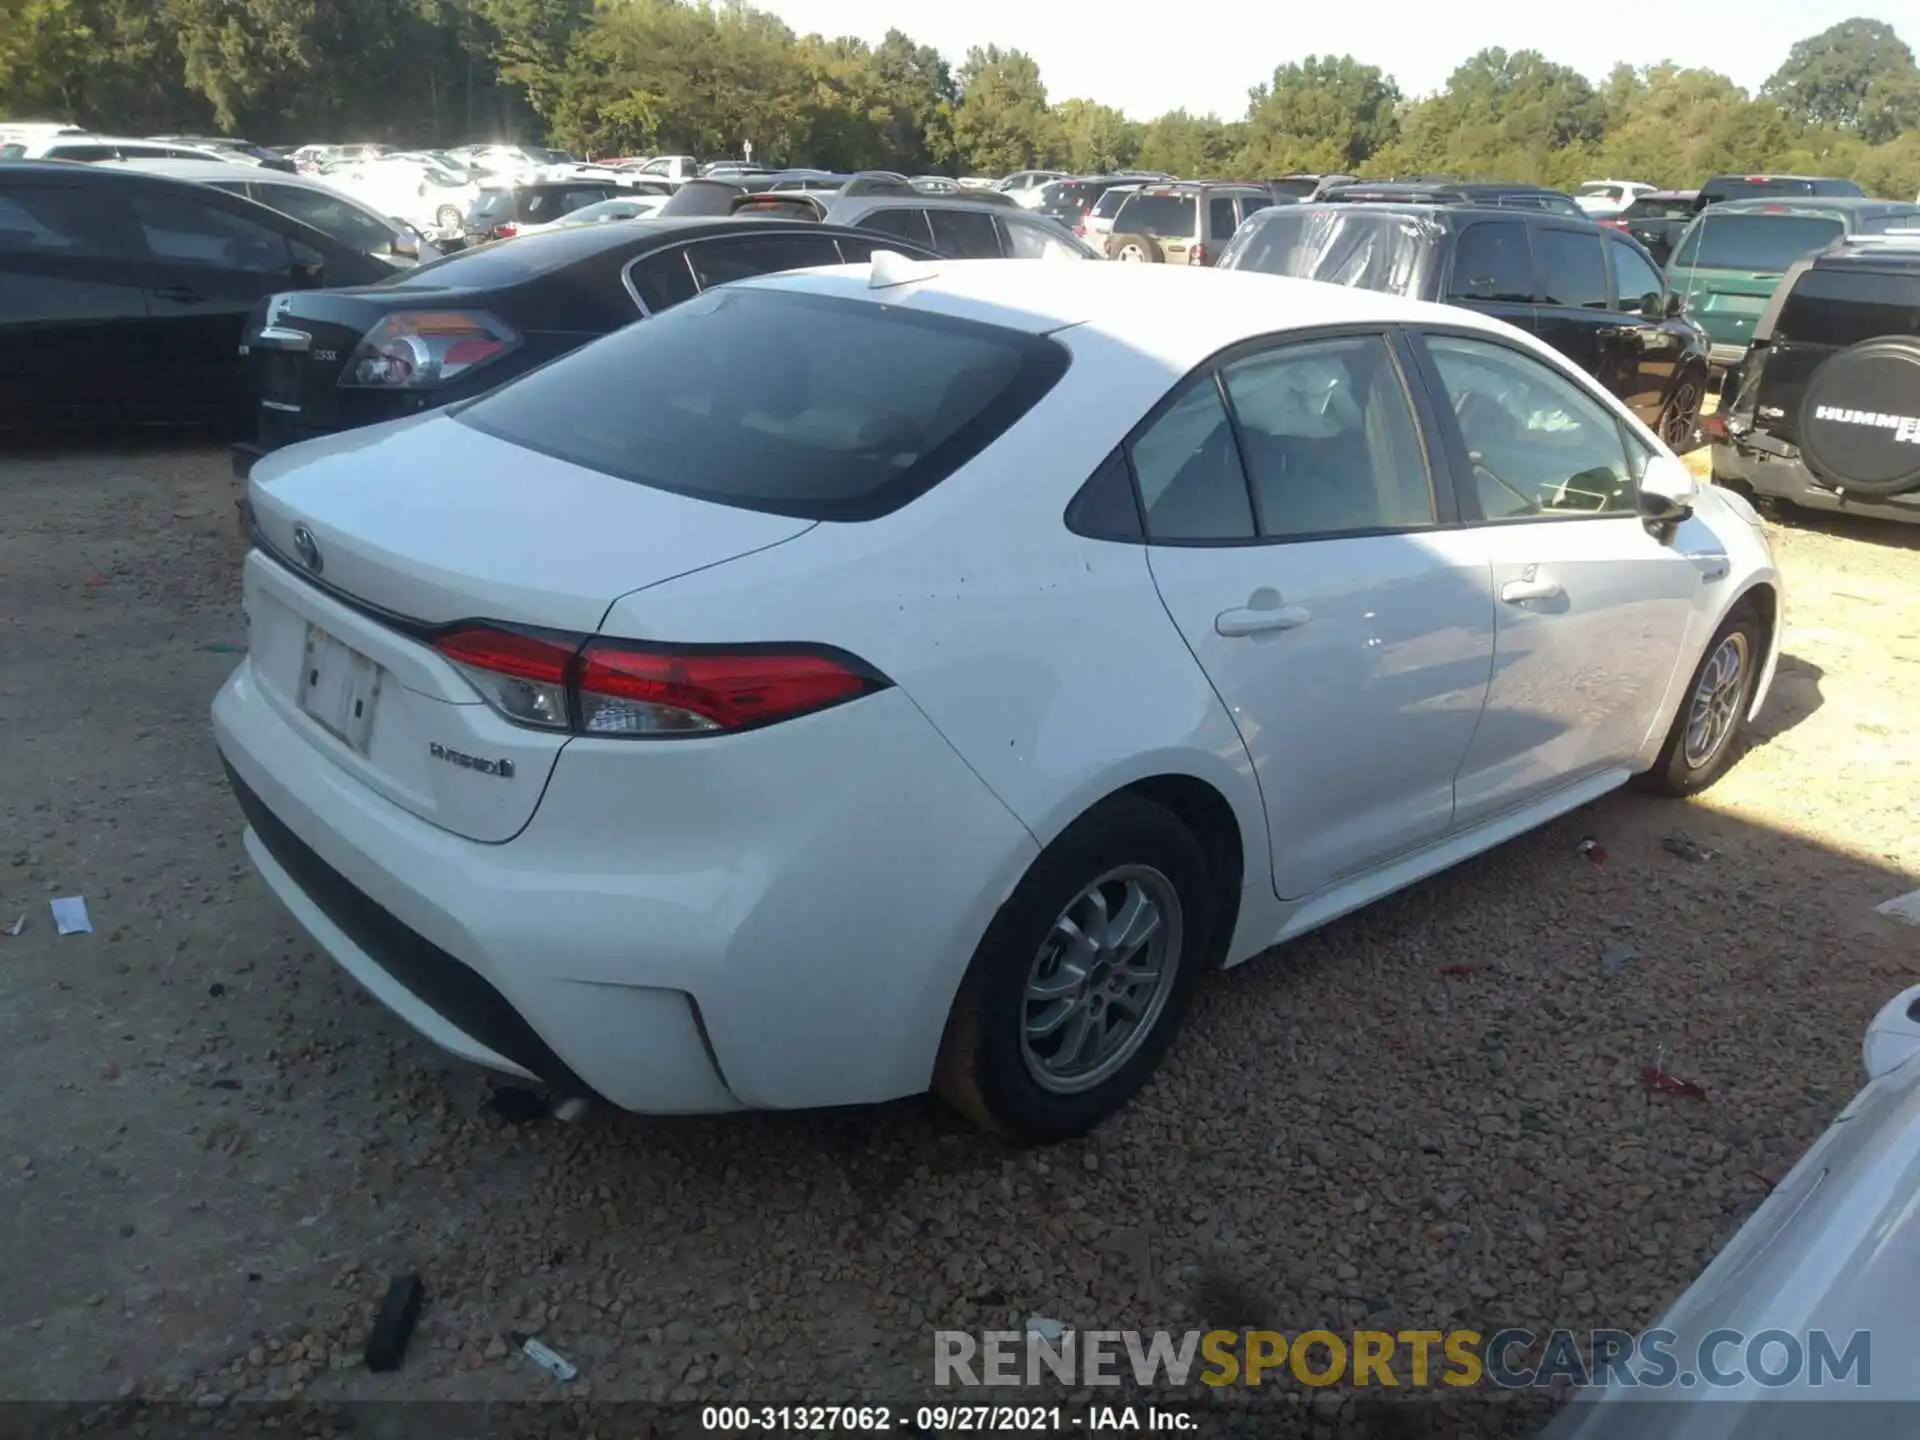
[
  {"left": 1638, "top": 291, "right": 1663, "bottom": 320},
  {"left": 1638, "top": 454, "right": 1695, "bottom": 538},
  {"left": 1665, "top": 290, "right": 1685, "bottom": 319}
]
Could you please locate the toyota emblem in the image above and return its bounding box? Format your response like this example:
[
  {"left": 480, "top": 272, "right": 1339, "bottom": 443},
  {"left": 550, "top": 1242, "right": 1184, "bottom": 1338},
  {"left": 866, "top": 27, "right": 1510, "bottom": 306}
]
[{"left": 292, "top": 524, "right": 323, "bottom": 574}]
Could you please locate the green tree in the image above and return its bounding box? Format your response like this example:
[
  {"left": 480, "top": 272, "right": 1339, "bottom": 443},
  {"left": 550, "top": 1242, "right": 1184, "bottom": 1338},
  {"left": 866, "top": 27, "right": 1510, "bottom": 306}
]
[
  {"left": 1241, "top": 54, "right": 1399, "bottom": 173},
  {"left": 1763, "top": 17, "right": 1918, "bottom": 133},
  {"left": 1054, "top": 96, "right": 1136, "bottom": 173},
  {"left": 950, "top": 45, "right": 1060, "bottom": 173},
  {"left": 869, "top": 28, "right": 957, "bottom": 172},
  {"left": 1132, "top": 109, "right": 1240, "bottom": 178}
]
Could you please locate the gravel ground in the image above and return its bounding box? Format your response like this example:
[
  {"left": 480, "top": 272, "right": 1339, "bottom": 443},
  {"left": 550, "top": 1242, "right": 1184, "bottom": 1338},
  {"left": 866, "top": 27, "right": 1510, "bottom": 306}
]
[{"left": 2, "top": 438, "right": 1917, "bottom": 1424}]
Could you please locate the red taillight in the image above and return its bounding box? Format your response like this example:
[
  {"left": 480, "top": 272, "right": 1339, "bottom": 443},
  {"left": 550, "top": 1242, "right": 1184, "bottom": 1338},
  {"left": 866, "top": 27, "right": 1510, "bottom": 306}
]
[
  {"left": 494, "top": 222, "right": 519, "bottom": 238},
  {"left": 431, "top": 626, "right": 885, "bottom": 738},
  {"left": 339, "top": 310, "right": 519, "bottom": 390},
  {"left": 578, "top": 643, "right": 878, "bottom": 736},
  {"left": 1702, "top": 413, "right": 1728, "bottom": 440},
  {"left": 1073, "top": 222, "right": 1086, "bottom": 236},
  {"left": 1188, "top": 244, "right": 1208, "bottom": 266},
  {"left": 1600, "top": 217, "right": 1628, "bottom": 229}
]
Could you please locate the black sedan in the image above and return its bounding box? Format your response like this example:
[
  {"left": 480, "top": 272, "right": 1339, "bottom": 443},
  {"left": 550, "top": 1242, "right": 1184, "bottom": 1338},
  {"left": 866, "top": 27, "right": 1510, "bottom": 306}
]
[
  {"left": 0, "top": 162, "right": 400, "bottom": 429},
  {"left": 237, "top": 217, "right": 943, "bottom": 466}
]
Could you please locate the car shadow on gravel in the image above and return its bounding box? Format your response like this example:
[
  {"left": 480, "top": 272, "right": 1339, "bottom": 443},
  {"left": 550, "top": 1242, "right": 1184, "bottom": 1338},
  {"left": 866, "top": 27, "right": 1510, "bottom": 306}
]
[
  {"left": 1740, "top": 652, "right": 1823, "bottom": 750},
  {"left": 1770, "top": 506, "right": 1920, "bottom": 552}
]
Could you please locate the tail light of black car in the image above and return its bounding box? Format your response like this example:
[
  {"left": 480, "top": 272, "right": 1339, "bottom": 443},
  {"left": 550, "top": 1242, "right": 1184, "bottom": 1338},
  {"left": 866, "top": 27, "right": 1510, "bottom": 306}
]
[
  {"left": 432, "top": 625, "right": 890, "bottom": 738},
  {"left": 339, "top": 311, "right": 520, "bottom": 390}
]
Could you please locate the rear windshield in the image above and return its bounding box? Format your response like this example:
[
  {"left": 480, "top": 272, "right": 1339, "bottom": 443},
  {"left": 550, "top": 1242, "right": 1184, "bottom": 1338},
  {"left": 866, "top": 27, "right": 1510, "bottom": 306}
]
[
  {"left": 1623, "top": 195, "right": 1695, "bottom": 220},
  {"left": 1115, "top": 193, "right": 1197, "bottom": 238},
  {"left": 385, "top": 230, "right": 590, "bottom": 286},
  {"left": 454, "top": 286, "right": 1071, "bottom": 521},
  {"left": 1777, "top": 266, "right": 1920, "bottom": 348},
  {"left": 1672, "top": 214, "right": 1845, "bottom": 271},
  {"left": 469, "top": 189, "right": 515, "bottom": 218},
  {"left": 1700, "top": 179, "right": 1816, "bottom": 206}
]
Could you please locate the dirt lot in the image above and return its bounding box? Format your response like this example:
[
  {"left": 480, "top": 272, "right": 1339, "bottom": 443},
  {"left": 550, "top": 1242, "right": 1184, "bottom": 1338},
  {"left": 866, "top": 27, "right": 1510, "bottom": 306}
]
[{"left": 3, "top": 437, "right": 1918, "bottom": 1415}]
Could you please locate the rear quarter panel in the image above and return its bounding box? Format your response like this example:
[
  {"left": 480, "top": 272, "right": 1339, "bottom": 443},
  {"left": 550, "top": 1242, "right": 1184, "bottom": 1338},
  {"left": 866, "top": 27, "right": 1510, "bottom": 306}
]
[{"left": 596, "top": 325, "right": 1274, "bottom": 948}]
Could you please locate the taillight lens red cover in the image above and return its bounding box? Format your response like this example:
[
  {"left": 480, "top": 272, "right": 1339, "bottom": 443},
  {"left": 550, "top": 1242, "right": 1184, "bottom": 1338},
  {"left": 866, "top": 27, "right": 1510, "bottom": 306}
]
[
  {"left": 339, "top": 310, "right": 519, "bottom": 390},
  {"left": 432, "top": 625, "right": 887, "bottom": 738}
]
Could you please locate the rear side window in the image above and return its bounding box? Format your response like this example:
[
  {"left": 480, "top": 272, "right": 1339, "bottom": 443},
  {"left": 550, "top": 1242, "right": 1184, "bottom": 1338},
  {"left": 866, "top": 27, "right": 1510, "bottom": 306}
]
[
  {"left": 129, "top": 193, "right": 291, "bottom": 272},
  {"left": 858, "top": 207, "right": 936, "bottom": 249},
  {"left": 685, "top": 234, "right": 846, "bottom": 289},
  {"left": 1534, "top": 228, "right": 1608, "bottom": 310},
  {"left": 1129, "top": 379, "right": 1254, "bottom": 541},
  {"left": 470, "top": 190, "right": 515, "bottom": 218},
  {"left": 0, "top": 186, "right": 134, "bottom": 259},
  {"left": 1116, "top": 193, "right": 1197, "bottom": 239},
  {"left": 44, "top": 143, "right": 116, "bottom": 162},
  {"left": 252, "top": 184, "right": 396, "bottom": 253},
  {"left": 455, "top": 286, "right": 1070, "bottom": 522},
  {"left": 927, "top": 208, "right": 1002, "bottom": 258},
  {"left": 1208, "top": 197, "right": 1238, "bottom": 238},
  {"left": 1858, "top": 210, "right": 1920, "bottom": 234},
  {"left": 1090, "top": 188, "right": 1135, "bottom": 220},
  {"left": 1448, "top": 222, "right": 1533, "bottom": 303},
  {"left": 626, "top": 249, "right": 698, "bottom": 311},
  {"left": 1000, "top": 218, "right": 1086, "bottom": 260}
]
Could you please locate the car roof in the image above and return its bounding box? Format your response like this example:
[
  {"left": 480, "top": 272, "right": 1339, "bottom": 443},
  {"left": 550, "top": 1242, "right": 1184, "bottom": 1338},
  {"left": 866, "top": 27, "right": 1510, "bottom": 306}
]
[
  {"left": 728, "top": 258, "right": 1508, "bottom": 368},
  {"left": 428, "top": 215, "right": 914, "bottom": 268},
  {"left": 105, "top": 157, "right": 323, "bottom": 184},
  {"left": 1705, "top": 196, "right": 1914, "bottom": 214}
]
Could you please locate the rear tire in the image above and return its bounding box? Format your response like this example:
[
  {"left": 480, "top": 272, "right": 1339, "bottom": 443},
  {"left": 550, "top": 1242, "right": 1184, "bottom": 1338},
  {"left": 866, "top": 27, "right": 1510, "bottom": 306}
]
[
  {"left": 934, "top": 795, "right": 1214, "bottom": 1142},
  {"left": 1636, "top": 604, "right": 1763, "bottom": 797},
  {"left": 1110, "top": 233, "right": 1161, "bottom": 264}
]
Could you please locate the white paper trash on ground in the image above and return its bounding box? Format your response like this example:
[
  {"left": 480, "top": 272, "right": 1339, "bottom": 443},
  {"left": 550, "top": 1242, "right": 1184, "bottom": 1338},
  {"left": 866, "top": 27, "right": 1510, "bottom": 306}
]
[
  {"left": 50, "top": 897, "right": 92, "bottom": 935},
  {"left": 1878, "top": 890, "right": 1920, "bottom": 927}
]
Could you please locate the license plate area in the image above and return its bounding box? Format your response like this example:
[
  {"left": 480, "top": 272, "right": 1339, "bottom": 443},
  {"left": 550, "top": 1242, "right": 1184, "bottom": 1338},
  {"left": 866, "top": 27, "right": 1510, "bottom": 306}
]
[
  {"left": 298, "top": 624, "right": 383, "bottom": 753},
  {"left": 260, "top": 352, "right": 305, "bottom": 412}
]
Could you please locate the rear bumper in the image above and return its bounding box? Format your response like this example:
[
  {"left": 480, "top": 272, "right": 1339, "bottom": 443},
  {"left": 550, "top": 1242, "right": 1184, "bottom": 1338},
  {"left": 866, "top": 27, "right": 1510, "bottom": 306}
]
[
  {"left": 211, "top": 654, "right": 1037, "bottom": 1113},
  {"left": 1714, "top": 434, "right": 1920, "bottom": 526}
]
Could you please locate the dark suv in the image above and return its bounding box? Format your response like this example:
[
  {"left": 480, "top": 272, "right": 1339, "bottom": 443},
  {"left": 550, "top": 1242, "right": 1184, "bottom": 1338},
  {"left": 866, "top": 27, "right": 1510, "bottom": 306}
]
[
  {"left": 1713, "top": 238, "right": 1920, "bottom": 527},
  {"left": 1319, "top": 181, "right": 1587, "bottom": 218},
  {"left": 1693, "top": 174, "right": 1864, "bottom": 211},
  {"left": 1601, "top": 189, "right": 1697, "bottom": 265},
  {"left": 1218, "top": 202, "right": 1711, "bottom": 447}
]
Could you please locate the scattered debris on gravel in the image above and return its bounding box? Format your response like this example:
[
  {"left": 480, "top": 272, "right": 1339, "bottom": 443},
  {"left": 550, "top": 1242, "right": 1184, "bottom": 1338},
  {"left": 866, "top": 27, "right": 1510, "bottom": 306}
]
[{"left": 2, "top": 441, "right": 1916, "bottom": 1415}]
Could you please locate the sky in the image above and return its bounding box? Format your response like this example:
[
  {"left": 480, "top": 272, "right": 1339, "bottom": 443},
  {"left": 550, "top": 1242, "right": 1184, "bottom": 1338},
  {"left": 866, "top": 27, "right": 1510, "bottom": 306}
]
[{"left": 762, "top": 0, "right": 1915, "bottom": 119}]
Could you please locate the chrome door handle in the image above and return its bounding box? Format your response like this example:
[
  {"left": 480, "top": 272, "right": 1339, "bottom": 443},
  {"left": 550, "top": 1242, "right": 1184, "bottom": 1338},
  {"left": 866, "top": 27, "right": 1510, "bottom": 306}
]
[
  {"left": 1500, "top": 577, "right": 1564, "bottom": 603},
  {"left": 1215, "top": 604, "right": 1311, "bottom": 637}
]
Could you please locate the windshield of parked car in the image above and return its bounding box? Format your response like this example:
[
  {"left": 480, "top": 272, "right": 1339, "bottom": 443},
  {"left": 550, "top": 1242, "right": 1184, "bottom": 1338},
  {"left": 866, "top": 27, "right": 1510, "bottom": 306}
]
[
  {"left": 1671, "top": 214, "right": 1846, "bottom": 271},
  {"left": 454, "top": 286, "right": 1070, "bottom": 521},
  {"left": 1114, "top": 193, "right": 1196, "bottom": 238}
]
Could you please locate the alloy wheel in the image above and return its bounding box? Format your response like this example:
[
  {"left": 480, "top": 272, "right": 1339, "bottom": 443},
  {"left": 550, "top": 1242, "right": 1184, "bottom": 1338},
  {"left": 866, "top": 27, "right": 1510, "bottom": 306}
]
[
  {"left": 1020, "top": 865, "right": 1182, "bottom": 1094},
  {"left": 1683, "top": 631, "right": 1749, "bottom": 768}
]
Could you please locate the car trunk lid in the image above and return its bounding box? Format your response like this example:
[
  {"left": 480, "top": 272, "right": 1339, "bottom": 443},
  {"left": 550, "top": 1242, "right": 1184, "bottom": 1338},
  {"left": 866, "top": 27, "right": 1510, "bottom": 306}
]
[{"left": 241, "top": 413, "right": 816, "bottom": 841}]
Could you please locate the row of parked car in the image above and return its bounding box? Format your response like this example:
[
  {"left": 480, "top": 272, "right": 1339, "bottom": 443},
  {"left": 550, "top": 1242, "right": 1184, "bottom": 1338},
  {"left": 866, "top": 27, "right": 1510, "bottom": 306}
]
[{"left": 4, "top": 148, "right": 1915, "bottom": 527}]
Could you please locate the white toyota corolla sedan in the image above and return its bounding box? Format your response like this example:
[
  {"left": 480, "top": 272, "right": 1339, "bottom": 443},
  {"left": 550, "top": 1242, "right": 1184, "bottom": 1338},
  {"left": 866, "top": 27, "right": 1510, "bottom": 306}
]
[{"left": 212, "top": 257, "right": 1781, "bottom": 1141}]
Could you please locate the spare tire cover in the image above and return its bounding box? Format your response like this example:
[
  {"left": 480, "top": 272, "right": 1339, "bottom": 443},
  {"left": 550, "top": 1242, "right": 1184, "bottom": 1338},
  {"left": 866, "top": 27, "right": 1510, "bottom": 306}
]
[{"left": 1796, "top": 337, "right": 1920, "bottom": 498}]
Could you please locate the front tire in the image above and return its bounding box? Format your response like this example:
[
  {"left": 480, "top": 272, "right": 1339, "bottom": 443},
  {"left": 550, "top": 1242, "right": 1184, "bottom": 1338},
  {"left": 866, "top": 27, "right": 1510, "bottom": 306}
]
[
  {"left": 1637, "top": 605, "right": 1762, "bottom": 796},
  {"left": 1659, "top": 377, "right": 1703, "bottom": 452},
  {"left": 934, "top": 795, "right": 1215, "bottom": 1142}
]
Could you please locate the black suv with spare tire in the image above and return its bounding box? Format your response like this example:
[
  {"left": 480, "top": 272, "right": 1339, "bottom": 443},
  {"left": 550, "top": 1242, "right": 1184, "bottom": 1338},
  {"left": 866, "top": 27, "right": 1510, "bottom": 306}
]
[{"left": 1714, "top": 238, "right": 1920, "bottom": 526}]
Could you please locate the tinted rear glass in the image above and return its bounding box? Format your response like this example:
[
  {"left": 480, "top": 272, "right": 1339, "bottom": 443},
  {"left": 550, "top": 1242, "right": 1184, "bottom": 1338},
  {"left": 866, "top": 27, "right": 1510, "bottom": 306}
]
[
  {"left": 454, "top": 286, "right": 1071, "bottom": 521},
  {"left": 1116, "top": 193, "right": 1196, "bottom": 238},
  {"left": 386, "top": 230, "right": 596, "bottom": 286},
  {"left": 1672, "top": 215, "right": 1845, "bottom": 271},
  {"left": 1778, "top": 266, "right": 1920, "bottom": 347},
  {"left": 1268, "top": 178, "right": 1319, "bottom": 198},
  {"left": 1623, "top": 196, "right": 1694, "bottom": 220},
  {"left": 470, "top": 189, "right": 514, "bottom": 218},
  {"left": 1700, "top": 179, "right": 1815, "bottom": 205}
]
